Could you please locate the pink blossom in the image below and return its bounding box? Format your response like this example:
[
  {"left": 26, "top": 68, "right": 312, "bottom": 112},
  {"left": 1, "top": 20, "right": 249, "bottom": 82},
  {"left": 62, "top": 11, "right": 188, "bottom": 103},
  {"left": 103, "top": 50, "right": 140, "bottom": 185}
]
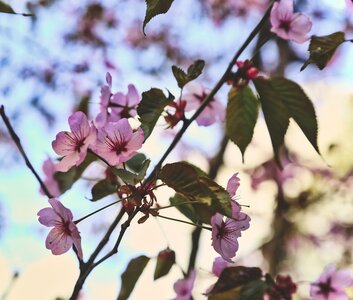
[
  {"left": 94, "top": 118, "right": 144, "bottom": 166},
  {"left": 52, "top": 111, "right": 96, "bottom": 172},
  {"left": 109, "top": 84, "right": 141, "bottom": 119},
  {"left": 211, "top": 201, "right": 250, "bottom": 262},
  {"left": 212, "top": 256, "right": 228, "bottom": 277},
  {"left": 226, "top": 173, "right": 240, "bottom": 198},
  {"left": 95, "top": 73, "right": 141, "bottom": 128},
  {"left": 270, "top": 0, "right": 312, "bottom": 43},
  {"left": 37, "top": 198, "right": 83, "bottom": 259},
  {"left": 183, "top": 82, "right": 224, "bottom": 126},
  {"left": 310, "top": 265, "right": 353, "bottom": 300},
  {"left": 173, "top": 270, "right": 196, "bottom": 300},
  {"left": 40, "top": 158, "right": 61, "bottom": 197}
]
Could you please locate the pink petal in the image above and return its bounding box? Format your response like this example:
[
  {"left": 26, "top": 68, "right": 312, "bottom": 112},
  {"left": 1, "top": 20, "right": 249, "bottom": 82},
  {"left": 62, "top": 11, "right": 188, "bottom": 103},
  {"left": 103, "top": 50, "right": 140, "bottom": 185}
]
[
  {"left": 68, "top": 111, "right": 90, "bottom": 138},
  {"left": 95, "top": 111, "right": 108, "bottom": 129},
  {"left": 127, "top": 84, "right": 140, "bottom": 106},
  {"left": 52, "top": 132, "right": 76, "bottom": 156},
  {"left": 212, "top": 257, "right": 228, "bottom": 277},
  {"left": 126, "top": 127, "right": 144, "bottom": 150},
  {"left": 106, "top": 72, "right": 112, "bottom": 88},
  {"left": 111, "top": 92, "right": 126, "bottom": 106},
  {"left": 106, "top": 119, "right": 133, "bottom": 142},
  {"left": 46, "top": 227, "right": 73, "bottom": 255},
  {"left": 288, "top": 13, "right": 312, "bottom": 43},
  {"left": 100, "top": 85, "right": 111, "bottom": 109},
  {"left": 37, "top": 207, "right": 61, "bottom": 227},
  {"left": 69, "top": 223, "right": 83, "bottom": 260},
  {"left": 227, "top": 173, "right": 240, "bottom": 197},
  {"left": 49, "top": 198, "right": 73, "bottom": 223},
  {"left": 55, "top": 152, "right": 81, "bottom": 172}
]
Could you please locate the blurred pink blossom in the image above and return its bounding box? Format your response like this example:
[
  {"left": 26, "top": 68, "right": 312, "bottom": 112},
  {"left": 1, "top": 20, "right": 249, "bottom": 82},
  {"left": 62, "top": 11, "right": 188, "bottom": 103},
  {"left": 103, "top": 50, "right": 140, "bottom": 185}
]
[
  {"left": 52, "top": 111, "right": 96, "bottom": 172},
  {"left": 270, "top": 0, "right": 312, "bottom": 43},
  {"left": 212, "top": 256, "right": 228, "bottom": 277},
  {"left": 173, "top": 270, "right": 196, "bottom": 300},
  {"left": 41, "top": 158, "right": 61, "bottom": 197},
  {"left": 183, "top": 82, "right": 224, "bottom": 126},
  {"left": 94, "top": 119, "right": 144, "bottom": 166},
  {"left": 37, "top": 198, "right": 83, "bottom": 259},
  {"left": 310, "top": 264, "right": 353, "bottom": 300}
]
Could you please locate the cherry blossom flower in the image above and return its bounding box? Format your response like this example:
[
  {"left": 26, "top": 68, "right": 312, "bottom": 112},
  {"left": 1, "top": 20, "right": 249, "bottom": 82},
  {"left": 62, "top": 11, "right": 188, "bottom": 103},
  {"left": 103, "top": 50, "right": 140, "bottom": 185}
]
[
  {"left": 173, "top": 270, "right": 196, "bottom": 300},
  {"left": 270, "top": 0, "right": 312, "bottom": 43},
  {"left": 94, "top": 118, "right": 144, "bottom": 166},
  {"left": 37, "top": 198, "right": 83, "bottom": 259},
  {"left": 52, "top": 111, "right": 96, "bottom": 172},
  {"left": 109, "top": 84, "right": 141, "bottom": 119},
  {"left": 96, "top": 73, "right": 141, "bottom": 128},
  {"left": 310, "top": 264, "right": 353, "bottom": 300},
  {"left": 40, "top": 158, "right": 61, "bottom": 197},
  {"left": 211, "top": 200, "right": 250, "bottom": 262},
  {"left": 183, "top": 82, "right": 224, "bottom": 126},
  {"left": 226, "top": 173, "right": 240, "bottom": 198}
]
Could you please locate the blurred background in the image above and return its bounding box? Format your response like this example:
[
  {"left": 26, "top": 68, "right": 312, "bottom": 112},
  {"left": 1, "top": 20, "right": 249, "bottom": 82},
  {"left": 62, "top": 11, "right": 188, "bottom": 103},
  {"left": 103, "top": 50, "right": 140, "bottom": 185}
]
[{"left": 0, "top": 0, "right": 353, "bottom": 299}]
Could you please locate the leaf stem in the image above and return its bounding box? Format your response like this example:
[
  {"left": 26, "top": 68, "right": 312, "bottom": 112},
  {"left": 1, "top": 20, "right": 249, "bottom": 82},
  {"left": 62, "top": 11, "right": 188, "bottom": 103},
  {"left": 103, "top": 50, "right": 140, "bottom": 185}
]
[
  {"left": 156, "top": 214, "right": 212, "bottom": 231},
  {"left": 149, "top": 200, "right": 203, "bottom": 211}
]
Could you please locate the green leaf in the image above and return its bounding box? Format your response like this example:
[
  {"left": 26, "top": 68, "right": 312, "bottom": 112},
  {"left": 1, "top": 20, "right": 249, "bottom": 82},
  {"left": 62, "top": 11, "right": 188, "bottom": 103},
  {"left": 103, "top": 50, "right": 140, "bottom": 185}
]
[
  {"left": 113, "top": 159, "right": 151, "bottom": 185},
  {"left": 253, "top": 78, "right": 290, "bottom": 165},
  {"left": 91, "top": 179, "right": 119, "bottom": 201},
  {"left": 137, "top": 88, "right": 174, "bottom": 140},
  {"left": 54, "top": 153, "right": 96, "bottom": 194},
  {"left": 209, "top": 266, "right": 263, "bottom": 295},
  {"left": 237, "top": 280, "right": 268, "bottom": 300},
  {"left": 270, "top": 77, "right": 320, "bottom": 155},
  {"left": 254, "top": 77, "right": 320, "bottom": 165},
  {"left": 159, "top": 162, "right": 232, "bottom": 219},
  {"left": 117, "top": 255, "right": 150, "bottom": 300},
  {"left": 301, "top": 32, "right": 346, "bottom": 71},
  {"left": 143, "top": 0, "right": 174, "bottom": 34},
  {"left": 0, "top": 1, "right": 14, "bottom": 14},
  {"left": 226, "top": 86, "right": 259, "bottom": 161},
  {"left": 154, "top": 248, "right": 175, "bottom": 280},
  {"left": 126, "top": 153, "right": 147, "bottom": 173},
  {"left": 169, "top": 193, "right": 200, "bottom": 223},
  {"left": 172, "top": 60, "right": 205, "bottom": 88}
]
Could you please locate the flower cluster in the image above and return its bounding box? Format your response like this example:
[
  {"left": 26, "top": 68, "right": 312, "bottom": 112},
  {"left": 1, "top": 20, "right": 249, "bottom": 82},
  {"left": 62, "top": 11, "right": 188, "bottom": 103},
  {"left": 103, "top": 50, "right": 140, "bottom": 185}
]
[{"left": 227, "top": 60, "right": 259, "bottom": 88}]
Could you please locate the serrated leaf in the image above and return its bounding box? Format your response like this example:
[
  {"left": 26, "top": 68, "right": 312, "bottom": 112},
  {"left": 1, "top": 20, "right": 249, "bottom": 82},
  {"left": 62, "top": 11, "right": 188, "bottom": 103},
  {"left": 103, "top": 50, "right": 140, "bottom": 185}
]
[
  {"left": 54, "top": 153, "right": 96, "bottom": 194},
  {"left": 269, "top": 77, "right": 320, "bottom": 155},
  {"left": 91, "top": 179, "right": 118, "bottom": 201},
  {"left": 143, "top": 0, "right": 174, "bottom": 34},
  {"left": 172, "top": 60, "right": 205, "bottom": 88},
  {"left": 137, "top": 88, "right": 174, "bottom": 140},
  {"left": 117, "top": 255, "right": 150, "bottom": 300},
  {"left": 253, "top": 78, "right": 290, "bottom": 165},
  {"left": 0, "top": 1, "right": 14, "bottom": 14},
  {"left": 159, "top": 162, "right": 232, "bottom": 219},
  {"left": 301, "top": 32, "right": 346, "bottom": 71},
  {"left": 113, "top": 159, "right": 151, "bottom": 185},
  {"left": 209, "top": 266, "right": 263, "bottom": 295},
  {"left": 126, "top": 153, "right": 147, "bottom": 173},
  {"left": 154, "top": 248, "right": 175, "bottom": 280},
  {"left": 226, "top": 86, "right": 259, "bottom": 161}
]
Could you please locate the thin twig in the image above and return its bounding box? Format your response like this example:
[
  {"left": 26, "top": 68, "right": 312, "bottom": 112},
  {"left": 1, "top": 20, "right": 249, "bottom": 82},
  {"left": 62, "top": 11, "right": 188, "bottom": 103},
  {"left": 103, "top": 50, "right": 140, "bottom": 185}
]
[
  {"left": 156, "top": 214, "right": 212, "bottom": 231},
  {"left": 0, "top": 105, "right": 53, "bottom": 198}
]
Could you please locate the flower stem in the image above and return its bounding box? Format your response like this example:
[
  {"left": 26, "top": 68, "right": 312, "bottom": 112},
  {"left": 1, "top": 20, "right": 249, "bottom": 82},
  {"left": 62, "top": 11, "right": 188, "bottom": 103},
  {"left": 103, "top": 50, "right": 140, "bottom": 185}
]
[
  {"left": 149, "top": 201, "right": 203, "bottom": 211},
  {"left": 74, "top": 197, "right": 128, "bottom": 224},
  {"left": 156, "top": 214, "right": 212, "bottom": 231}
]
